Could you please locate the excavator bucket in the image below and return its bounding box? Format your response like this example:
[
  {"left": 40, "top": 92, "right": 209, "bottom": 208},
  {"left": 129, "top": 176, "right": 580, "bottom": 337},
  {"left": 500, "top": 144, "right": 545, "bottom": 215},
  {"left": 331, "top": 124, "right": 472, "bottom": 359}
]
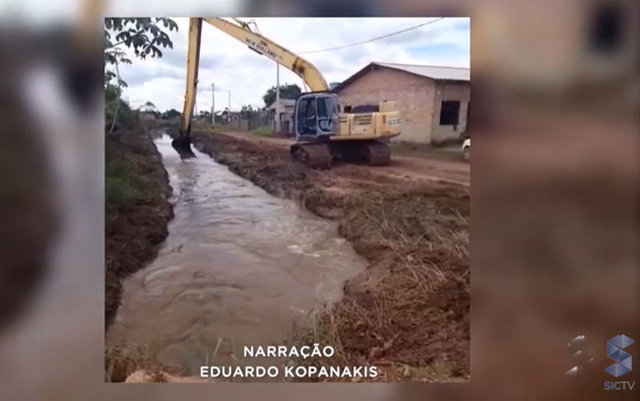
[{"left": 171, "top": 132, "right": 197, "bottom": 159}]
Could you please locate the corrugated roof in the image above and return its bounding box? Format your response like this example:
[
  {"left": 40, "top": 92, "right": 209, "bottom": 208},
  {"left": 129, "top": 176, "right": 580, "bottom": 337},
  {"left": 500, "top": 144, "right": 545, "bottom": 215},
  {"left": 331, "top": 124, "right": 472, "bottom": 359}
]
[
  {"left": 333, "top": 61, "right": 470, "bottom": 93},
  {"left": 267, "top": 98, "right": 296, "bottom": 110},
  {"left": 373, "top": 62, "right": 470, "bottom": 81}
]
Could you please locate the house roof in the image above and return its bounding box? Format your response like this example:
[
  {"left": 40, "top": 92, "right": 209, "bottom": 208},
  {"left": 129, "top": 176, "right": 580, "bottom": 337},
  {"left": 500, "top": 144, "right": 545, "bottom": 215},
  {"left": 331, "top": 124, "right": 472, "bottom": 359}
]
[
  {"left": 267, "top": 98, "right": 296, "bottom": 110},
  {"left": 333, "top": 62, "right": 470, "bottom": 92},
  {"left": 375, "top": 62, "right": 470, "bottom": 81}
]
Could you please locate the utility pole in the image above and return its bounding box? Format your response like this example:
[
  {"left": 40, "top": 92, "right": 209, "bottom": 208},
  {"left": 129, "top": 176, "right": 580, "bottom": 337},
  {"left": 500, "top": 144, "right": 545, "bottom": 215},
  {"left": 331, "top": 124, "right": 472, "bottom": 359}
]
[
  {"left": 211, "top": 82, "right": 215, "bottom": 127},
  {"left": 228, "top": 91, "right": 231, "bottom": 123},
  {"left": 275, "top": 62, "right": 281, "bottom": 133}
]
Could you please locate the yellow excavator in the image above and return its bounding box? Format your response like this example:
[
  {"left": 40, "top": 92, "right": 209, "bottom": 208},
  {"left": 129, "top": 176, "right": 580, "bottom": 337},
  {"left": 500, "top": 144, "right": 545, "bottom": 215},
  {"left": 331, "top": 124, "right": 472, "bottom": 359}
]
[{"left": 172, "top": 18, "right": 402, "bottom": 168}]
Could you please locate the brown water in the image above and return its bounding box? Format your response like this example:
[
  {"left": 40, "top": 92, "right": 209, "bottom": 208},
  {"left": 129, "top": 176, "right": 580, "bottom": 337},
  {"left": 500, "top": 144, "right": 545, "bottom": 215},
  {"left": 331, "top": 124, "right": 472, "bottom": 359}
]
[{"left": 106, "top": 135, "right": 366, "bottom": 374}]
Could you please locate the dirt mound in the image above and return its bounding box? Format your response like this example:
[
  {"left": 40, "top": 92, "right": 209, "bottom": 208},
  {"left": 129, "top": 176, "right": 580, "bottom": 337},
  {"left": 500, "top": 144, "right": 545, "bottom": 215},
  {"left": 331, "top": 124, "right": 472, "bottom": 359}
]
[{"left": 193, "top": 131, "right": 470, "bottom": 381}]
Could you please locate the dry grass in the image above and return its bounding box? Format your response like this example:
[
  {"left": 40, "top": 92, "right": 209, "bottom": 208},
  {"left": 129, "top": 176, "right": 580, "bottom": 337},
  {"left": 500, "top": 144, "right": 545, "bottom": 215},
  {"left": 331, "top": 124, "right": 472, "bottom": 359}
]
[
  {"left": 105, "top": 344, "right": 189, "bottom": 382},
  {"left": 105, "top": 345, "right": 154, "bottom": 382},
  {"left": 289, "top": 188, "right": 470, "bottom": 381}
]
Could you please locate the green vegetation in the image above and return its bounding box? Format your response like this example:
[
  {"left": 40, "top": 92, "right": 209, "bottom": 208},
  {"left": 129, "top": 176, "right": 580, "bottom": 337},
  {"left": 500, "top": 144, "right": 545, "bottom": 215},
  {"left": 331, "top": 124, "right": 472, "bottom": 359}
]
[
  {"left": 164, "top": 108, "right": 181, "bottom": 119},
  {"left": 105, "top": 158, "right": 143, "bottom": 215},
  {"left": 263, "top": 83, "right": 301, "bottom": 107},
  {"left": 104, "top": 18, "right": 179, "bottom": 214},
  {"left": 104, "top": 18, "right": 178, "bottom": 133},
  {"left": 252, "top": 126, "right": 272, "bottom": 137}
]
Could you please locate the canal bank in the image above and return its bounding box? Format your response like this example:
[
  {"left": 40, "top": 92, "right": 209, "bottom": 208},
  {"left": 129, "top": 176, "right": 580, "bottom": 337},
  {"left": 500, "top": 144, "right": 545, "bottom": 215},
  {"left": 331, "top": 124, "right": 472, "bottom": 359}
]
[
  {"left": 105, "top": 131, "right": 173, "bottom": 328},
  {"left": 107, "top": 135, "right": 367, "bottom": 381}
]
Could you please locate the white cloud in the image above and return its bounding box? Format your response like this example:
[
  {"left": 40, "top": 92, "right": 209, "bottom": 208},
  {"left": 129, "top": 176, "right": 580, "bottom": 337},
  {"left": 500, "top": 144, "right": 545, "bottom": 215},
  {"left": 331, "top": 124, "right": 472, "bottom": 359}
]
[{"left": 114, "top": 17, "right": 469, "bottom": 112}]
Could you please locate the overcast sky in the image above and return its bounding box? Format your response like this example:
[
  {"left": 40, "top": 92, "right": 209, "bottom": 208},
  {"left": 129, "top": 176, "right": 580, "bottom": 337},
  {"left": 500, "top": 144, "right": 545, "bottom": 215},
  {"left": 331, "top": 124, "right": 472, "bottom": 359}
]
[{"left": 116, "top": 17, "right": 470, "bottom": 113}]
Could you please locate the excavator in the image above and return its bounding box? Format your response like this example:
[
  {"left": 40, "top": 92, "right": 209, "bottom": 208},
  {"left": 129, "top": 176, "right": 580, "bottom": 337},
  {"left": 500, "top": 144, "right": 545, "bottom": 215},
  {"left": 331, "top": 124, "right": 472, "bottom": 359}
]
[{"left": 172, "top": 18, "right": 402, "bottom": 168}]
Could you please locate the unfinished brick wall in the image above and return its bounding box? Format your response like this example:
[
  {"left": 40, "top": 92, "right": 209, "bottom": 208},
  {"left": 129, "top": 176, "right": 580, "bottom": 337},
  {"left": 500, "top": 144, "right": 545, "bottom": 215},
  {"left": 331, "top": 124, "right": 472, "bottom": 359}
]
[
  {"left": 336, "top": 67, "right": 436, "bottom": 143},
  {"left": 431, "top": 81, "right": 471, "bottom": 143}
]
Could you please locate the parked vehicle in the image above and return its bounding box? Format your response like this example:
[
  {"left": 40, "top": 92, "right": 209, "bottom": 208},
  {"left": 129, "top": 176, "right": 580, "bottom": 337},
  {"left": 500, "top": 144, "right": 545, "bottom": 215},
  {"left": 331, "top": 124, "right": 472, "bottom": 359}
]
[{"left": 462, "top": 137, "right": 471, "bottom": 161}]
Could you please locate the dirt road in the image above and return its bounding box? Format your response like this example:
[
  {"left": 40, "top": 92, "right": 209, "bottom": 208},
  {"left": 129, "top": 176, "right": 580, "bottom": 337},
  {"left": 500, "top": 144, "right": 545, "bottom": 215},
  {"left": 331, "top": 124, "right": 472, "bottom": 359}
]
[
  {"left": 191, "top": 130, "right": 470, "bottom": 382},
  {"left": 218, "top": 131, "right": 470, "bottom": 186}
]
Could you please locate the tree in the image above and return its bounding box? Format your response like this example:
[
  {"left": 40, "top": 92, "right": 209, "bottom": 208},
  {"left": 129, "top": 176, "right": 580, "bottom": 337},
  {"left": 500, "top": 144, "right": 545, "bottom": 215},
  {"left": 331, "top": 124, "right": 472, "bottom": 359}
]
[
  {"left": 262, "top": 84, "right": 301, "bottom": 108},
  {"left": 240, "top": 105, "right": 253, "bottom": 118},
  {"left": 240, "top": 105, "right": 264, "bottom": 119},
  {"left": 198, "top": 110, "right": 212, "bottom": 121},
  {"left": 164, "top": 109, "right": 181, "bottom": 119},
  {"left": 104, "top": 18, "right": 178, "bottom": 133},
  {"left": 141, "top": 101, "right": 157, "bottom": 112},
  {"left": 104, "top": 18, "right": 178, "bottom": 66}
]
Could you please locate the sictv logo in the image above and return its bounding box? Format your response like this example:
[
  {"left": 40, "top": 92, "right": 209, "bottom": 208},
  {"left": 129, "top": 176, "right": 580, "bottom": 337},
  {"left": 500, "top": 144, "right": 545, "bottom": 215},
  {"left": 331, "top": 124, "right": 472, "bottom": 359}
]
[{"left": 605, "top": 334, "right": 634, "bottom": 377}]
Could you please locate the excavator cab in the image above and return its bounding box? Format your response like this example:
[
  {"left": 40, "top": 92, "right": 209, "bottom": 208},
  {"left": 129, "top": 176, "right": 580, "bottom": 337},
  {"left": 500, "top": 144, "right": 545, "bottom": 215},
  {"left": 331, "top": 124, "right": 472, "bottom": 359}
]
[{"left": 294, "top": 93, "right": 340, "bottom": 140}]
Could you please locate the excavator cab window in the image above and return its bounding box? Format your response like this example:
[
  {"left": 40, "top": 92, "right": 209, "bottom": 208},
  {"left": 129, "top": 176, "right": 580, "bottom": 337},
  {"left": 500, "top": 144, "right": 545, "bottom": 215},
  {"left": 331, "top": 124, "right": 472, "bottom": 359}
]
[
  {"left": 295, "top": 93, "right": 338, "bottom": 139},
  {"left": 305, "top": 98, "right": 317, "bottom": 134},
  {"left": 296, "top": 96, "right": 317, "bottom": 136},
  {"left": 317, "top": 95, "right": 338, "bottom": 133}
]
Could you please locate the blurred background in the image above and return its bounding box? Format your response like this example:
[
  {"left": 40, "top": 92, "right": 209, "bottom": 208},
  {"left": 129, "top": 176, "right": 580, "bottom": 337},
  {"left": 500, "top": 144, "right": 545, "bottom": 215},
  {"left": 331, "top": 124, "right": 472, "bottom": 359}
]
[{"left": 0, "top": 0, "right": 637, "bottom": 400}]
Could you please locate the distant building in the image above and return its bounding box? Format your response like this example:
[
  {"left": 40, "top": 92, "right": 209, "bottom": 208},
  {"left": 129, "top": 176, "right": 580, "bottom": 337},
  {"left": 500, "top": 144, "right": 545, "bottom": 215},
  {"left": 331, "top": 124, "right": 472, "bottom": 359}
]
[
  {"left": 267, "top": 98, "right": 296, "bottom": 133},
  {"left": 333, "top": 62, "right": 470, "bottom": 144},
  {"left": 329, "top": 82, "right": 341, "bottom": 90},
  {"left": 140, "top": 111, "right": 157, "bottom": 121}
]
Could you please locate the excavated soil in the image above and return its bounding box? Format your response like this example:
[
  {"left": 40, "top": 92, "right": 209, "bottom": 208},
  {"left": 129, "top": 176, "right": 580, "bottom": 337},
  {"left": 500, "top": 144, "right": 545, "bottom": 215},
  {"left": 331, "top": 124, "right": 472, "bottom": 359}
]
[
  {"left": 192, "top": 131, "right": 470, "bottom": 381},
  {"left": 105, "top": 131, "right": 173, "bottom": 328}
]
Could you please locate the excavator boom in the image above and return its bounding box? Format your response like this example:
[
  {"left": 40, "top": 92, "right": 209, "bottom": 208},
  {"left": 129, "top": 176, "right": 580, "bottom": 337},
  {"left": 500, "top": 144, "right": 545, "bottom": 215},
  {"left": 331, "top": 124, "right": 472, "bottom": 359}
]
[
  {"left": 172, "top": 17, "right": 330, "bottom": 158},
  {"left": 172, "top": 17, "right": 401, "bottom": 168},
  {"left": 202, "top": 18, "right": 329, "bottom": 92}
]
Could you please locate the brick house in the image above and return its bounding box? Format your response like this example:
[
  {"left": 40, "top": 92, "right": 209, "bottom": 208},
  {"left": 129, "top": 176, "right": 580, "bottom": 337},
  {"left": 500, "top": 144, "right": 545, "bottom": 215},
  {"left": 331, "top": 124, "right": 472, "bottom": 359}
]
[{"left": 333, "top": 62, "right": 470, "bottom": 144}]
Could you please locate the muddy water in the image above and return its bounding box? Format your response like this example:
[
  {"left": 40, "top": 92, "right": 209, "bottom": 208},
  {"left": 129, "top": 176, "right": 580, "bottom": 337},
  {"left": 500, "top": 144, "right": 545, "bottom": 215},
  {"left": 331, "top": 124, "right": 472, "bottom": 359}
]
[{"left": 107, "top": 135, "right": 366, "bottom": 374}]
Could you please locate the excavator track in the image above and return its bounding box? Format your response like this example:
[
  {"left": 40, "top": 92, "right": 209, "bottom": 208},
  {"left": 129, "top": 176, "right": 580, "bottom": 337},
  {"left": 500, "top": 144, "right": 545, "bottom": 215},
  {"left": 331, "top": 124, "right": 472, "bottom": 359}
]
[
  {"left": 290, "top": 143, "right": 332, "bottom": 169},
  {"left": 334, "top": 140, "right": 391, "bottom": 166},
  {"left": 361, "top": 141, "right": 391, "bottom": 166}
]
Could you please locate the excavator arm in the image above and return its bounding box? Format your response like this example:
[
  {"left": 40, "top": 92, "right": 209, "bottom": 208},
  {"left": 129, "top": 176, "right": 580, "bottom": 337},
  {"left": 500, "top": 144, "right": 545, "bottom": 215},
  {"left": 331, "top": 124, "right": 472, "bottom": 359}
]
[
  {"left": 202, "top": 18, "right": 329, "bottom": 92},
  {"left": 179, "top": 18, "right": 203, "bottom": 142},
  {"left": 172, "top": 18, "right": 203, "bottom": 158},
  {"left": 172, "top": 17, "right": 329, "bottom": 158}
]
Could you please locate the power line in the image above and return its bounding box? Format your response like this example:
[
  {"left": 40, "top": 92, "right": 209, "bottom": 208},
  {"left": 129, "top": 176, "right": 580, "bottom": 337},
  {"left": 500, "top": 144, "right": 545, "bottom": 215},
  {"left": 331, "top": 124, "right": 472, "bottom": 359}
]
[
  {"left": 216, "top": 19, "right": 446, "bottom": 89},
  {"left": 299, "top": 18, "right": 445, "bottom": 54},
  {"left": 222, "top": 59, "right": 270, "bottom": 90},
  {"left": 245, "top": 59, "right": 270, "bottom": 79}
]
